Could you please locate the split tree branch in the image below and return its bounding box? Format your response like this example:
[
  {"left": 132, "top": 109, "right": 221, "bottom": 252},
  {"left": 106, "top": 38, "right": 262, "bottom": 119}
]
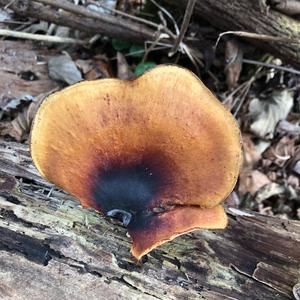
[
  {"left": 0, "top": 142, "right": 299, "bottom": 299},
  {"left": 0, "top": 0, "right": 157, "bottom": 43}
]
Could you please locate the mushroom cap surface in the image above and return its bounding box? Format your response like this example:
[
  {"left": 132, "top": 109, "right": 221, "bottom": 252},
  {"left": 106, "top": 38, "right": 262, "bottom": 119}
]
[{"left": 30, "top": 65, "right": 242, "bottom": 259}]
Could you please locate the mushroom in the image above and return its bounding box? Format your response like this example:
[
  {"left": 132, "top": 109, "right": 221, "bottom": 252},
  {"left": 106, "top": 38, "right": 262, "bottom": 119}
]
[{"left": 30, "top": 65, "right": 242, "bottom": 260}]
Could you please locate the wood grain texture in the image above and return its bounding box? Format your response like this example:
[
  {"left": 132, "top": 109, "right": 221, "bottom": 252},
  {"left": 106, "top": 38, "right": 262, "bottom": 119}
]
[{"left": 0, "top": 142, "right": 299, "bottom": 299}]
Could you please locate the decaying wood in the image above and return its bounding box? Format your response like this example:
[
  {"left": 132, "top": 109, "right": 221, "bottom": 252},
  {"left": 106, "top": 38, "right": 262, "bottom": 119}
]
[
  {"left": 0, "top": 0, "right": 156, "bottom": 43},
  {"left": 0, "top": 142, "right": 299, "bottom": 300},
  {"left": 168, "top": 0, "right": 300, "bottom": 67}
]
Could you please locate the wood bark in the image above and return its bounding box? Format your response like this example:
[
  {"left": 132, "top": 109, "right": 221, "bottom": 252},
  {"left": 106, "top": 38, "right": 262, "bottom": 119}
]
[
  {"left": 168, "top": 0, "right": 300, "bottom": 68},
  {"left": 0, "top": 141, "right": 299, "bottom": 299},
  {"left": 0, "top": 0, "right": 156, "bottom": 43}
]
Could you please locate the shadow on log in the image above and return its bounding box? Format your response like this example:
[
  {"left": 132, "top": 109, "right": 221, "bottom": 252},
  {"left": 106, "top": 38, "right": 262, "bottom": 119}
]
[{"left": 0, "top": 142, "right": 299, "bottom": 299}]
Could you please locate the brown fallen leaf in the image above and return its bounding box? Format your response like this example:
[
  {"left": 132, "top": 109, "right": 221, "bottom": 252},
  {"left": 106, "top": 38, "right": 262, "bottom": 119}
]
[
  {"left": 242, "top": 134, "right": 261, "bottom": 168},
  {"left": 264, "top": 136, "right": 296, "bottom": 167},
  {"left": 117, "top": 52, "right": 134, "bottom": 80},
  {"left": 0, "top": 92, "right": 51, "bottom": 141},
  {"left": 84, "top": 55, "right": 112, "bottom": 80},
  {"left": 48, "top": 55, "right": 83, "bottom": 85},
  {"left": 277, "top": 120, "right": 300, "bottom": 136},
  {"left": 239, "top": 169, "right": 271, "bottom": 195},
  {"left": 224, "top": 38, "right": 243, "bottom": 90},
  {"left": 286, "top": 146, "right": 300, "bottom": 173}
]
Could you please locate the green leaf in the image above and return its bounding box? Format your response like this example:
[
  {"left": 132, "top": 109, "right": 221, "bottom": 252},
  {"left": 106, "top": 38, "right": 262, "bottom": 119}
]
[
  {"left": 112, "top": 38, "right": 131, "bottom": 51},
  {"left": 129, "top": 44, "right": 144, "bottom": 58},
  {"left": 134, "top": 61, "right": 157, "bottom": 76}
]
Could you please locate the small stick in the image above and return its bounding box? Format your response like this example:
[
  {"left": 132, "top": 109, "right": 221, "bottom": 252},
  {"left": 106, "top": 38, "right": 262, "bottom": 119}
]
[
  {"left": 4, "top": 0, "right": 16, "bottom": 9},
  {"left": 169, "top": 0, "right": 196, "bottom": 56},
  {"left": 149, "top": 0, "right": 179, "bottom": 36},
  {"left": 243, "top": 58, "right": 300, "bottom": 76},
  {"left": 33, "top": 0, "right": 175, "bottom": 40},
  {"left": 215, "top": 31, "right": 299, "bottom": 49},
  {"left": 0, "top": 29, "right": 85, "bottom": 44}
]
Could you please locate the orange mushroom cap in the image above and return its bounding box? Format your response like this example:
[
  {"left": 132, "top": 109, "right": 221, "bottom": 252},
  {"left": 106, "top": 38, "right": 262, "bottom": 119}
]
[{"left": 30, "top": 65, "right": 242, "bottom": 260}]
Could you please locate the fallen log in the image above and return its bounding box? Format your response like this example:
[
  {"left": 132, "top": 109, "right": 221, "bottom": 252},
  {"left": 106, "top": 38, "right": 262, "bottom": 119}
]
[
  {"left": 0, "top": 141, "right": 299, "bottom": 299},
  {"left": 168, "top": 0, "right": 300, "bottom": 67},
  {"left": 0, "top": 0, "right": 156, "bottom": 43},
  {"left": 1, "top": 0, "right": 300, "bottom": 68}
]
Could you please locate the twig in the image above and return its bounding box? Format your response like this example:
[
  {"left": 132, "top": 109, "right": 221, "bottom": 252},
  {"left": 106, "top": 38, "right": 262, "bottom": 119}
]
[
  {"left": 110, "top": 45, "right": 172, "bottom": 61},
  {"left": 215, "top": 31, "right": 300, "bottom": 49},
  {"left": 149, "top": 0, "right": 179, "bottom": 35},
  {"left": 88, "top": 0, "right": 177, "bottom": 40},
  {"left": 142, "top": 30, "right": 165, "bottom": 63},
  {"left": 0, "top": 29, "right": 85, "bottom": 44},
  {"left": 33, "top": 0, "right": 134, "bottom": 26},
  {"left": 0, "top": 20, "right": 32, "bottom": 25},
  {"left": 87, "top": 0, "right": 159, "bottom": 30},
  {"left": 226, "top": 59, "right": 270, "bottom": 115},
  {"left": 4, "top": 0, "right": 15, "bottom": 9},
  {"left": 233, "top": 80, "right": 253, "bottom": 117},
  {"left": 243, "top": 59, "right": 300, "bottom": 76},
  {"left": 169, "top": 0, "right": 196, "bottom": 56},
  {"left": 223, "top": 80, "right": 249, "bottom": 105}
]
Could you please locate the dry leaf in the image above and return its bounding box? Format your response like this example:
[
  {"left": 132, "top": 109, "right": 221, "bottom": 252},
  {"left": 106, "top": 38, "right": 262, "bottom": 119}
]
[
  {"left": 277, "top": 120, "right": 300, "bottom": 136},
  {"left": 0, "top": 95, "right": 34, "bottom": 120},
  {"left": 48, "top": 55, "right": 83, "bottom": 85},
  {"left": 255, "top": 183, "right": 286, "bottom": 203},
  {"left": 242, "top": 134, "right": 261, "bottom": 168},
  {"left": 84, "top": 56, "right": 112, "bottom": 80},
  {"left": 117, "top": 52, "right": 134, "bottom": 80},
  {"left": 23, "top": 21, "right": 49, "bottom": 34},
  {"left": 0, "top": 9, "right": 11, "bottom": 22},
  {"left": 264, "top": 136, "right": 296, "bottom": 167},
  {"left": 0, "top": 93, "right": 48, "bottom": 141},
  {"left": 76, "top": 59, "right": 93, "bottom": 74},
  {"left": 249, "top": 89, "right": 293, "bottom": 139},
  {"left": 224, "top": 39, "right": 243, "bottom": 90},
  {"left": 239, "top": 169, "right": 271, "bottom": 195}
]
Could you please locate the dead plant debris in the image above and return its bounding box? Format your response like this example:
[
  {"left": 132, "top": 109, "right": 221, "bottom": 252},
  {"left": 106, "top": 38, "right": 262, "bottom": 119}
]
[{"left": 0, "top": 0, "right": 299, "bottom": 220}]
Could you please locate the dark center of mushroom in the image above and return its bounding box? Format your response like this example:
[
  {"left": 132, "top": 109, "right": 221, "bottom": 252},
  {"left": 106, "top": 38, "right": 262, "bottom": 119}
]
[{"left": 92, "top": 163, "right": 160, "bottom": 225}]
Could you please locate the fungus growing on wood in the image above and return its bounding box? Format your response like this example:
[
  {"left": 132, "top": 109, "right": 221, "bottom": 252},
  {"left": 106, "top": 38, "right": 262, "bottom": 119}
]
[{"left": 30, "top": 65, "right": 242, "bottom": 260}]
